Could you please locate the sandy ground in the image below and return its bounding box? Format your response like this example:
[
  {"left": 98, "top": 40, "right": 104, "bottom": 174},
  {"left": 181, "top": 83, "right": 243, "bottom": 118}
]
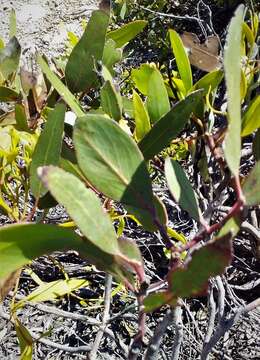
[{"left": 0, "top": 0, "right": 99, "bottom": 64}]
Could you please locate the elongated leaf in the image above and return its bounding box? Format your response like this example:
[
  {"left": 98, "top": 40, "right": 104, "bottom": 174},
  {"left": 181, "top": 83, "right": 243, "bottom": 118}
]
[
  {"left": 0, "top": 224, "right": 81, "bottom": 280},
  {"left": 192, "top": 69, "right": 223, "bottom": 95},
  {"left": 9, "top": 9, "right": 17, "bottom": 38},
  {"left": 0, "top": 37, "right": 21, "bottom": 79},
  {"left": 242, "top": 162, "right": 260, "bottom": 206},
  {"left": 131, "top": 64, "right": 155, "bottom": 95},
  {"left": 241, "top": 95, "right": 260, "bottom": 137},
  {"left": 0, "top": 86, "right": 20, "bottom": 101},
  {"left": 15, "top": 319, "right": 33, "bottom": 360},
  {"left": 165, "top": 158, "right": 201, "bottom": 222},
  {"left": 133, "top": 90, "right": 151, "bottom": 141},
  {"left": 101, "top": 80, "right": 122, "bottom": 121},
  {"left": 147, "top": 67, "right": 170, "bottom": 123},
  {"left": 39, "top": 166, "right": 120, "bottom": 255},
  {"left": 139, "top": 90, "right": 202, "bottom": 160},
  {"left": 15, "top": 104, "right": 30, "bottom": 132},
  {"left": 65, "top": 10, "right": 110, "bottom": 93},
  {"left": 74, "top": 115, "right": 156, "bottom": 215},
  {"left": 15, "top": 278, "right": 89, "bottom": 309},
  {"left": 169, "top": 29, "right": 193, "bottom": 93},
  {"left": 102, "top": 38, "right": 122, "bottom": 75},
  {"left": 223, "top": 5, "right": 245, "bottom": 176},
  {"left": 107, "top": 20, "right": 148, "bottom": 48},
  {"left": 30, "top": 104, "right": 65, "bottom": 198},
  {"left": 37, "top": 56, "right": 84, "bottom": 117},
  {"left": 0, "top": 223, "right": 134, "bottom": 285}
]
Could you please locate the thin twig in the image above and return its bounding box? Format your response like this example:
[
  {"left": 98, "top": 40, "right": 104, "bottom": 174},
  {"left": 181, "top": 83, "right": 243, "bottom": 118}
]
[
  {"left": 203, "top": 283, "right": 216, "bottom": 347},
  {"left": 171, "top": 305, "right": 183, "bottom": 360},
  {"left": 88, "top": 274, "right": 113, "bottom": 360},
  {"left": 200, "top": 298, "right": 260, "bottom": 360},
  {"left": 145, "top": 309, "right": 173, "bottom": 360},
  {"left": 0, "top": 306, "right": 91, "bottom": 354}
]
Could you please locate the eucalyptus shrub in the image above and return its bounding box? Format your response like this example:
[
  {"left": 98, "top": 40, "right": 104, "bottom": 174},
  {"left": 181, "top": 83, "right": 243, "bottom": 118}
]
[{"left": 0, "top": 1, "right": 259, "bottom": 359}]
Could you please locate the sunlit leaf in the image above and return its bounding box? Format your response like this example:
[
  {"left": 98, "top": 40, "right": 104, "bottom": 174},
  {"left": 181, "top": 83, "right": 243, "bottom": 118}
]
[
  {"left": 15, "top": 278, "right": 89, "bottom": 309},
  {"left": 102, "top": 39, "right": 122, "bottom": 75},
  {"left": 192, "top": 69, "right": 223, "bottom": 95},
  {"left": 107, "top": 20, "right": 147, "bottom": 48},
  {"left": 139, "top": 90, "right": 203, "bottom": 160},
  {"left": 101, "top": 79, "right": 122, "bottom": 121},
  {"left": 30, "top": 103, "right": 65, "bottom": 199},
  {"left": 147, "top": 67, "right": 170, "bottom": 123},
  {"left": 133, "top": 90, "right": 151, "bottom": 141},
  {"left": 131, "top": 63, "right": 155, "bottom": 95},
  {"left": 223, "top": 5, "right": 245, "bottom": 176},
  {"left": 74, "top": 115, "right": 156, "bottom": 217},
  {"left": 9, "top": 9, "right": 17, "bottom": 38},
  {"left": 65, "top": 10, "right": 110, "bottom": 93},
  {"left": 241, "top": 95, "right": 260, "bottom": 137},
  {"left": 169, "top": 29, "right": 193, "bottom": 93},
  {"left": 37, "top": 56, "right": 84, "bottom": 117},
  {"left": 15, "top": 319, "right": 33, "bottom": 360},
  {"left": 39, "top": 166, "right": 120, "bottom": 255}
]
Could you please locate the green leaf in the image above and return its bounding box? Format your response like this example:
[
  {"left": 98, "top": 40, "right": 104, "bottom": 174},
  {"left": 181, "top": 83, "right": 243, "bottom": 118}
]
[
  {"left": 169, "top": 29, "right": 193, "bottom": 93},
  {"left": 122, "top": 96, "right": 134, "bottom": 118},
  {"left": 30, "top": 103, "right": 66, "bottom": 198},
  {"left": 192, "top": 69, "right": 223, "bottom": 95},
  {"left": 133, "top": 90, "right": 151, "bottom": 141},
  {"left": 147, "top": 67, "right": 170, "bottom": 123},
  {"left": 139, "top": 90, "right": 203, "bottom": 160},
  {"left": 241, "top": 95, "right": 260, "bottom": 137},
  {"left": 74, "top": 115, "right": 156, "bottom": 215},
  {"left": 65, "top": 10, "right": 110, "bottom": 93},
  {"left": 165, "top": 158, "right": 201, "bottom": 222},
  {"left": 0, "top": 37, "right": 21, "bottom": 79},
  {"left": 15, "top": 319, "right": 33, "bottom": 360},
  {"left": 9, "top": 9, "right": 17, "bottom": 38},
  {"left": 101, "top": 79, "right": 122, "bottom": 121},
  {"left": 0, "top": 86, "right": 20, "bottom": 101},
  {"left": 15, "top": 278, "right": 89, "bottom": 309},
  {"left": 102, "top": 39, "right": 122, "bottom": 75},
  {"left": 37, "top": 56, "right": 84, "bottom": 117},
  {"left": 59, "top": 157, "right": 86, "bottom": 182},
  {"left": 107, "top": 20, "right": 148, "bottom": 48},
  {"left": 242, "top": 162, "right": 260, "bottom": 206},
  {"left": 0, "top": 223, "right": 134, "bottom": 285},
  {"left": 0, "top": 224, "right": 81, "bottom": 280},
  {"left": 131, "top": 64, "right": 155, "bottom": 95},
  {"left": 168, "top": 232, "right": 233, "bottom": 299},
  {"left": 15, "top": 104, "right": 30, "bottom": 132},
  {"left": 39, "top": 166, "right": 120, "bottom": 255},
  {"left": 223, "top": 5, "right": 245, "bottom": 176}
]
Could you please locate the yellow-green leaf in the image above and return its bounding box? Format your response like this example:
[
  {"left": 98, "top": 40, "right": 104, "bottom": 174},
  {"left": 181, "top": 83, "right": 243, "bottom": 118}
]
[{"left": 223, "top": 5, "right": 245, "bottom": 176}]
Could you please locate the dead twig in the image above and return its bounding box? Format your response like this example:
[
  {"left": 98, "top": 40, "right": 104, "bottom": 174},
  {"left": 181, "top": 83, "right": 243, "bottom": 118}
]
[
  {"left": 88, "top": 274, "right": 113, "bottom": 360},
  {"left": 145, "top": 309, "right": 173, "bottom": 360}
]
